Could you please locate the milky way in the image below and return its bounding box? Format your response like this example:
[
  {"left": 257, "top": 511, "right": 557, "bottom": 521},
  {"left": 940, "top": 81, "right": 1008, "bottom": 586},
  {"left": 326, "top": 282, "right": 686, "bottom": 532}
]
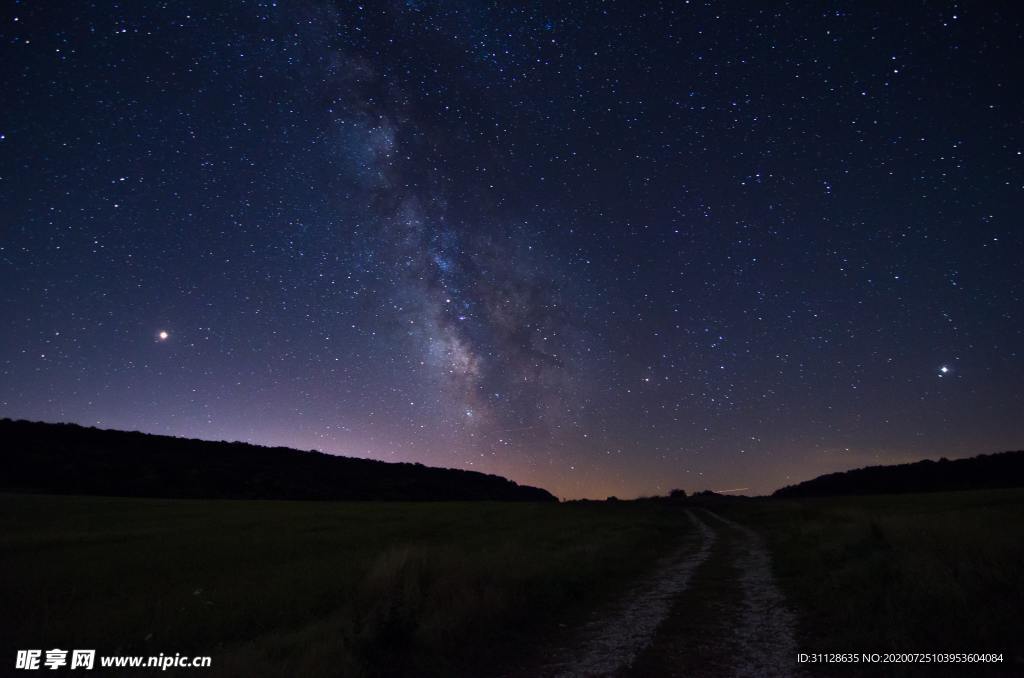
[{"left": 2, "top": 2, "right": 1022, "bottom": 498}]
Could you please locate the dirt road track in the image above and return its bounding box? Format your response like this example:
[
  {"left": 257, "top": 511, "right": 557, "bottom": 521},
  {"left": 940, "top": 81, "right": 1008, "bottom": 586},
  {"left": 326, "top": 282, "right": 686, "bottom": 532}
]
[{"left": 541, "top": 509, "right": 799, "bottom": 678}]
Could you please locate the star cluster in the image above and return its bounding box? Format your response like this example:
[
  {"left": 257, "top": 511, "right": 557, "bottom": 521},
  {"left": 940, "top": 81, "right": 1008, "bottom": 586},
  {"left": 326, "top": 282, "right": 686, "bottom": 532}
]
[{"left": 1, "top": 1, "right": 1022, "bottom": 498}]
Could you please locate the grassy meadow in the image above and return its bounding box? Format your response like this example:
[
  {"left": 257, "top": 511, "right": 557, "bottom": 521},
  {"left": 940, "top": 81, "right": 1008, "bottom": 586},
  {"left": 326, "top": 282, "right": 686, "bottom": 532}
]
[
  {"left": 708, "top": 488, "right": 1024, "bottom": 673},
  {"left": 4, "top": 489, "right": 1022, "bottom": 676},
  {"left": 0, "top": 493, "right": 690, "bottom": 677}
]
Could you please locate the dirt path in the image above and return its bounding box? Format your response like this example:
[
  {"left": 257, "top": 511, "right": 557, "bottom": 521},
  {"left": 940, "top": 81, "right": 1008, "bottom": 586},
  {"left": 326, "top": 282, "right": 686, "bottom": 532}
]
[
  {"left": 537, "top": 508, "right": 800, "bottom": 678},
  {"left": 539, "top": 510, "right": 715, "bottom": 677},
  {"left": 703, "top": 510, "right": 799, "bottom": 678}
]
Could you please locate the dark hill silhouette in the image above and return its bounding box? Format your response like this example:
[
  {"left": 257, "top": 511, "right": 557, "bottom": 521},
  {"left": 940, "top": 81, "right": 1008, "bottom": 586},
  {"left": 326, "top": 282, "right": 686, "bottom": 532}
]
[
  {"left": 0, "top": 418, "right": 556, "bottom": 502},
  {"left": 773, "top": 450, "right": 1024, "bottom": 498}
]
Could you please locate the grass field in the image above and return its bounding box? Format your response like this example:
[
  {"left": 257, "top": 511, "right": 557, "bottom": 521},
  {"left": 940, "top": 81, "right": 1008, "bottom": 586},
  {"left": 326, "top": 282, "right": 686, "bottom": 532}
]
[
  {"left": 707, "top": 488, "right": 1024, "bottom": 673},
  {"left": 0, "top": 494, "right": 690, "bottom": 677},
  {"left": 4, "top": 490, "right": 1022, "bottom": 677}
]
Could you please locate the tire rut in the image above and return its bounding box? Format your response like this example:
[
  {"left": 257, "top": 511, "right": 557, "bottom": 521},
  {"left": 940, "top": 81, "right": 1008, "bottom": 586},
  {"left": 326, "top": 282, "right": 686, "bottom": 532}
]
[
  {"left": 540, "top": 510, "right": 716, "bottom": 677},
  {"left": 702, "top": 510, "right": 800, "bottom": 678}
]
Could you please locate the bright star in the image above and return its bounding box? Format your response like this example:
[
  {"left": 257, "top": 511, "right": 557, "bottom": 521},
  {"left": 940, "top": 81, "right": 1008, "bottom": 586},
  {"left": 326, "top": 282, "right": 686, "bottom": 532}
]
[
  {"left": 938, "top": 365, "right": 950, "bottom": 376},
  {"left": 157, "top": 330, "right": 169, "bottom": 341}
]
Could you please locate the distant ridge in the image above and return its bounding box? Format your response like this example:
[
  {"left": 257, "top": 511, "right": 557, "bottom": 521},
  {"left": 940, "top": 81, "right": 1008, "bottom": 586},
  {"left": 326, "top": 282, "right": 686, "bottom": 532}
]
[
  {"left": 773, "top": 450, "right": 1024, "bottom": 498},
  {"left": 0, "top": 418, "right": 556, "bottom": 502}
]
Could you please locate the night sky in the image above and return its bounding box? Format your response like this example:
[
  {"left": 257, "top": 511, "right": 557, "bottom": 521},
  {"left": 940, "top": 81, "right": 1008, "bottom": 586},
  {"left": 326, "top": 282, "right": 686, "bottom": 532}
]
[{"left": 2, "top": 2, "right": 1022, "bottom": 499}]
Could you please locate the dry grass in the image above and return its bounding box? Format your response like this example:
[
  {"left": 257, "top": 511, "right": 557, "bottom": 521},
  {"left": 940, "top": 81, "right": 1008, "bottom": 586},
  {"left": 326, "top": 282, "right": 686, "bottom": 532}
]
[
  {"left": 0, "top": 494, "right": 691, "bottom": 677},
  {"left": 708, "top": 489, "right": 1024, "bottom": 676}
]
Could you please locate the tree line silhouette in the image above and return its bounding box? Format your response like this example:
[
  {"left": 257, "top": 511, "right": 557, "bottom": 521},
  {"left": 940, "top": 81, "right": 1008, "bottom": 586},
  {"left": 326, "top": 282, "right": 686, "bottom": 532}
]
[
  {"left": 773, "top": 450, "right": 1024, "bottom": 498},
  {"left": 0, "top": 418, "right": 556, "bottom": 502}
]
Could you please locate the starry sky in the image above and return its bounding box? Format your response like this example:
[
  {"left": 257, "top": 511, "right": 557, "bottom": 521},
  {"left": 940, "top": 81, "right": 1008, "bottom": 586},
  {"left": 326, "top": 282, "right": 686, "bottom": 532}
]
[{"left": 2, "top": 1, "right": 1022, "bottom": 499}]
